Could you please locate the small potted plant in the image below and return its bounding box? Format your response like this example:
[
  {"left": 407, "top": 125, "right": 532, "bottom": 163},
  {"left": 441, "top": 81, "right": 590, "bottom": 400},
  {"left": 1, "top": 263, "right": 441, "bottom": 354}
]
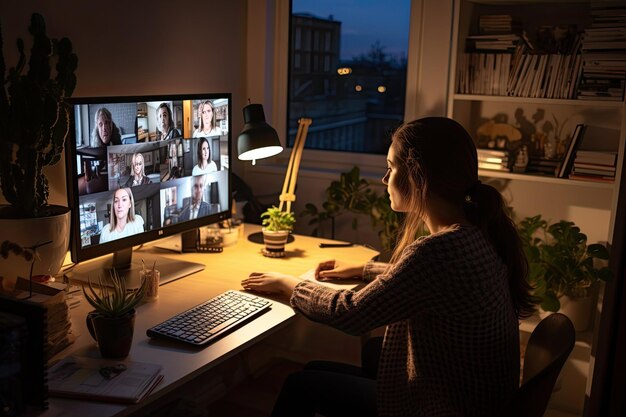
[
  {"left": 82, "top": 269, "right": 147, "bottom": 358},
  {"left": 260, "top": 206, "right": 295, "bottom": 257},
  {"left": 518, "top": 215, "right": 612, "bottom": 331}
]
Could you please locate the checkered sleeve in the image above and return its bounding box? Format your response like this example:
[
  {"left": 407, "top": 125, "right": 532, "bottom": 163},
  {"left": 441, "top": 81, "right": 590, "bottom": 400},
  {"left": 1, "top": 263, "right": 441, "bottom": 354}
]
[{"left": 290, "top": 237, "right": 450, "bottom": 336}]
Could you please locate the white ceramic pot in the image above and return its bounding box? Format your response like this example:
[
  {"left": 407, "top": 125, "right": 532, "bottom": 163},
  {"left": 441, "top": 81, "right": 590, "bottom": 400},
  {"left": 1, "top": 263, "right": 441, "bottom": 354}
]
[
  {"left": 559, "top": 294, "right": 595, "bottom": 332},
  {"left": 0, "top": 205, "right": 70, "bottom": 287},
  {"left": 262, "top": 229, "right": 289, "bottom": 256}
]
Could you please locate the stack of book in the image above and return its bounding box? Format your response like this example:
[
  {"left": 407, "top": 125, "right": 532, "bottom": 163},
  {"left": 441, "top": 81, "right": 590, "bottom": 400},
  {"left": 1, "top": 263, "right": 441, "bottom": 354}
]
[
  {"left": 477, "top": 148, "right": 510, "bottom": 172},
  {"left": 478, "top": 14, "right": 520, "bottom": 34},
  {"left": 569, "top": 150, "right": 617, "bottom": 183},
  {"left": 578, "top": 4, "right": 626, "bottom": 101},
  {"left": 525, "top": 157, "right": 560, "bottom": 176}
]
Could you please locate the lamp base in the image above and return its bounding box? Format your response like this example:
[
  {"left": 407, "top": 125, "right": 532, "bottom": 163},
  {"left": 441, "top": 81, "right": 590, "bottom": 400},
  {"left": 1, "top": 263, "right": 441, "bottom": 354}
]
[{"left": 247, "top": 231, "right": 295, "bottom": 244}]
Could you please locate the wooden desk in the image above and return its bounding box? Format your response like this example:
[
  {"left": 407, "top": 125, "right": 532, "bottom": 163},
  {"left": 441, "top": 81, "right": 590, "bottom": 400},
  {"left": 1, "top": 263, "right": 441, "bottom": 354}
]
[{"left": 40, "top": 225, "right": 378, "bottom": 417}]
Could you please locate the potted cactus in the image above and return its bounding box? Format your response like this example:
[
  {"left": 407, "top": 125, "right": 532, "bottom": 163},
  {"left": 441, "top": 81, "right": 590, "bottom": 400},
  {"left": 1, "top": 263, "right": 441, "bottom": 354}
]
[
  {"left": 83, "top": 269, "right": 147, "bottom": 358},
  {"left": 261, "top": 206, "right": 295, "bottom": 257},
  {"left": 0, "top": 13, "right": 78, "bottom": 280}
]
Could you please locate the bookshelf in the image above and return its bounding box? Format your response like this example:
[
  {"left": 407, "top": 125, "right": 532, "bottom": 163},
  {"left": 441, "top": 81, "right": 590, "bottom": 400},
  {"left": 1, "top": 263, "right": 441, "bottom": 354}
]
[{"left": 447, "top": 1, "right": 626, "bottom": 416}]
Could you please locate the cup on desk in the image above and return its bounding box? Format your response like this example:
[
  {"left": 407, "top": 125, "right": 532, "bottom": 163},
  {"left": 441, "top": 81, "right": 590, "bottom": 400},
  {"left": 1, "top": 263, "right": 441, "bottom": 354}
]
[
  {"left": 86, "top": 311, "right": 135, "bottom": 358},
  {"left": 141, "top": 268, "right": 160, "bottom": 301}
]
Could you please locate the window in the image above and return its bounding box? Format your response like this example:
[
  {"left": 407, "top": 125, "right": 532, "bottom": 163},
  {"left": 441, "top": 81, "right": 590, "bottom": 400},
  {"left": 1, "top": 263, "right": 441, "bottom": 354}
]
[{"left": 288, "top": 0, "right": 411, "bottom": 154}]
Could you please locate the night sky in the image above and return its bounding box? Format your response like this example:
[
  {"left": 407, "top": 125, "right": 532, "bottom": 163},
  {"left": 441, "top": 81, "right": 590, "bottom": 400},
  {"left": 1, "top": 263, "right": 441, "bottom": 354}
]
[{"left": 293, "top": 0, "right": 411, "bottom": 61}]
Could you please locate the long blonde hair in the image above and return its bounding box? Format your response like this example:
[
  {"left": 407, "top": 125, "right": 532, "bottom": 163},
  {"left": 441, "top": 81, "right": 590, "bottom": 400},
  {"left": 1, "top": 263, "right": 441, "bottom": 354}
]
[{"left": 109, "top": 187, "right": 136, "bottom": 231}]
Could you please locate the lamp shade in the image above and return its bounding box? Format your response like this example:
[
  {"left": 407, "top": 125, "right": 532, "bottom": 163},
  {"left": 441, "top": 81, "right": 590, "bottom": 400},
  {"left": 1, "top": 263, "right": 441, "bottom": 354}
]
[{"left": 237, "top": 104, "right": 283, "bottom": 161}]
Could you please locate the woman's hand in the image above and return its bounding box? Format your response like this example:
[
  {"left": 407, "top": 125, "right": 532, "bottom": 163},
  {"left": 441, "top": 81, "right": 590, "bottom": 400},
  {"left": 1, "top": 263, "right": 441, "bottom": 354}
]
[
  {"left": 315, "top": 260, "right": 365, "bottom": 281},
  {"left": 241, "top": 272, "right": 301, "bottom": 298}
]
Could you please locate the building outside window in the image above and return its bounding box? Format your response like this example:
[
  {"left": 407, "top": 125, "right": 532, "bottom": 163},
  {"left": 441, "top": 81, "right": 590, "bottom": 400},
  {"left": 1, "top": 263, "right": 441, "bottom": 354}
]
[{"left": 288, "top": 0, "right": 411, "bottom": 154}]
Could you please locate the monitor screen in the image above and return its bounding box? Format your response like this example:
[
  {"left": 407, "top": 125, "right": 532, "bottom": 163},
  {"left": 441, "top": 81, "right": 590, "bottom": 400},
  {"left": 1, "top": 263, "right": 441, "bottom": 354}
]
[{"left": 65, "top": 93, "right": 232, "bottom": 286}]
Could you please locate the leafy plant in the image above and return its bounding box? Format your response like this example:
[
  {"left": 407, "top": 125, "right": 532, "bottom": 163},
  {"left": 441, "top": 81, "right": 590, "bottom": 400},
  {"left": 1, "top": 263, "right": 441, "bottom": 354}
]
[
  {"left": 82, "top": 269, "right": 147, "bottom": 317},
  {"left": 302, "top": 166, "right": 401, "bottom": 253},
  {"left": 261, "top": 206, "right": 296, "bottom": 232},
  {"left": 518, "top": 214, "right": 612, "bottom": 312},
  {"left": 0, "top": 13, "right": 78, "bottom": 218}
]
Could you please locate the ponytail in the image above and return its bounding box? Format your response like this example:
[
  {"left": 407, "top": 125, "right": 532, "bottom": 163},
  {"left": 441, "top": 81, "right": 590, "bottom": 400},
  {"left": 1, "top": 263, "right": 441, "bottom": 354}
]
[{"left": 464, "top": 182, "right": 536, "bottom": 319}]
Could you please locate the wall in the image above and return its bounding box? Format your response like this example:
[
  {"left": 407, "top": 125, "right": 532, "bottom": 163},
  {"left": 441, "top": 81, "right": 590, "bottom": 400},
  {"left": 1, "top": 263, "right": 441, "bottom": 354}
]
[{"left": 0, "top": 0, "right": 248, "bottom": 207}]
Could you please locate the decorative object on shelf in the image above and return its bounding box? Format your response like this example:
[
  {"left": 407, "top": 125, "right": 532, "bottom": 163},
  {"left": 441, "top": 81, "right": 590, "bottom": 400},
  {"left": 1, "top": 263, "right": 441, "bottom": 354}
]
[
  {"left": 0, "top": 13, "right": 78, "bottom": 280},
  {"left": 141, "top": 260, "right": 159, "bottom": 302},
  {"left": 302, "top": 166, "right": 402, "bottom": 257},
  {"left": 260, "top": 206, "right": 295, "bottom": 257},
  {"left": 82, "top": 269, "right": 147, "bottom": 358},
  {"left": 518, "top": 215, "right": 612, "bottom": 331}
]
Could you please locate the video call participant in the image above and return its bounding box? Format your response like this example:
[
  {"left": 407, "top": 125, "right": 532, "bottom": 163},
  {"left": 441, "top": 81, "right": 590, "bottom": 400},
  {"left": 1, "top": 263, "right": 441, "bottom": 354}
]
[
  {"left": 161, "top": 141, "right": 182, "bottom": 181},
  {"left": 100, "top": 187, "right": 145, "bottom": 243},
  {"left": 192, "top": 137, "right": 218, "bottom": 175},
  {"left": 176, "top": 174, "right": 216, "bottom": 222},
  {"left": 156, "top": 103, "right": 181, "bottom": 141},
  {"left": 124, "top": 152, "right": 152, "bottom": 187},
  {"left": 91, "top": 107, "right": 122, "bottom": 147},
  {"left": 193, "top": 100, "right": 220, "bottom": 138}
]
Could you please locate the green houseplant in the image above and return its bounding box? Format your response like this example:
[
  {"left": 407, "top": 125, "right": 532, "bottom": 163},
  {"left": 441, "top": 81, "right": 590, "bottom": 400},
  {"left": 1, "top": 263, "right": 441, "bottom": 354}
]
[
  {"left": 83, "top": 269, "right": 147, "bottom": 358},
  {"left": 0, "top": 13, "right": 78, "bottom": 279},
  {"left": 302, "top": 166, "right": 401, "bottom": 255},
  {"left": 518, "top": 215, "right": 612, "bottom": 330},
  {"left": 260, "top": 206, "right": 295, "bottom": 257}
]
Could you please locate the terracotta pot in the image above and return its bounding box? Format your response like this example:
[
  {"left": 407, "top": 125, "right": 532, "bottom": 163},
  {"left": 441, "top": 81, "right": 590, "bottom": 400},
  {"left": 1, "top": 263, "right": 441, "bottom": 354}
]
[
  {"left": 86, "top": 310, "right": 136, "bottom": 358},
  {"left": 262, "top": 229, "right": 289, "bottom": 257},
  {"left": 0, "top": 205, "right": 70, "bottom": 288}
]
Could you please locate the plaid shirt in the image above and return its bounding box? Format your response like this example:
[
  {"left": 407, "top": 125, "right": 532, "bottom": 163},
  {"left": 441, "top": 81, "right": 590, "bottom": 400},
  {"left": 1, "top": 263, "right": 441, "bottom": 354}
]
[{"left": 291, "top": 225, "right": 519, "bottom": 417}]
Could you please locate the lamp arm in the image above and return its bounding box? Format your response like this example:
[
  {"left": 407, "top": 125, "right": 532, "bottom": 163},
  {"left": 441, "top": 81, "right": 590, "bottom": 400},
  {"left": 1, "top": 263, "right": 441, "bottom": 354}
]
[{"left": 279, "top": 118, "right": 312, "bottom": 213}]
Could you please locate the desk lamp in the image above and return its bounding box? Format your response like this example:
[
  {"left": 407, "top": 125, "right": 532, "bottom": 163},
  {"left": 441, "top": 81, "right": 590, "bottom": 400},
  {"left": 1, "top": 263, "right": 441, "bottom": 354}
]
[{"left": 237, "top": 103, "right": 312, "bottom": 243}]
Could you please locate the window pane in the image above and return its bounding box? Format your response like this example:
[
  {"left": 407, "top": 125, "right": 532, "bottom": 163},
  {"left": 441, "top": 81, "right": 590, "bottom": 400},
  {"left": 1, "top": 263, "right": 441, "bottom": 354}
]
[{"left": 288, "top": 0, "right": 411, "bottom": 154}]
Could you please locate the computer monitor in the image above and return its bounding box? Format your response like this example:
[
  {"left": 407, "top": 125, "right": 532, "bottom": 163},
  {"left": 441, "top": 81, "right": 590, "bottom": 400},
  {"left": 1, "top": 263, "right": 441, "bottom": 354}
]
[{"left": 64, "top": 93, "right": 232, "bottom": 287}]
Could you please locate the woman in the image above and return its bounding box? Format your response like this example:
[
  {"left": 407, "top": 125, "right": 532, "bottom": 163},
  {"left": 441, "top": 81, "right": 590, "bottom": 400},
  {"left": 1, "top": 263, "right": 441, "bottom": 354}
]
[
  {"left": 192, "top": 137, "right": 218, "bottom": 175},
  {"left": 242, "top": 117, "right": 536, "bottom": 417},
  {"left": 156, "top": 103, "right": 181, "bottom": 141},
  {"left": 124, "top": 153, "right": 151, "bottom": 187},
  {"left": 193, "top": 100, "right": 220, "bottom": 137},
  {"left": 91, "top": 107, "right": 122, "bottom": 147},
  {"left": 99, "top": 188, "right": 144, "bottom": 243}
]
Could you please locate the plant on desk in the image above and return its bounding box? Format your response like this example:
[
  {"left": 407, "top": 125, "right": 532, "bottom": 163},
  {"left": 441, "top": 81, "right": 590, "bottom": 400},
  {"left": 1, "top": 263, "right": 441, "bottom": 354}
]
[
  {"left": 82, "top": 269, "right": 147, "bottom": 358},
  {"left": 518, "top": 214, "right": 612, "bottom": 331},
  {"left": 260, "top": 206, "right": 295, "bottom": 258}
]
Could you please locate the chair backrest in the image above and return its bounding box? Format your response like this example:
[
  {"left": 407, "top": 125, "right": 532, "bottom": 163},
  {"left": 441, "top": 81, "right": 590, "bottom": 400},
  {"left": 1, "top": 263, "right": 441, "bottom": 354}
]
[{"left": 505, "top": 313, "right": 575, "bottom": 417}]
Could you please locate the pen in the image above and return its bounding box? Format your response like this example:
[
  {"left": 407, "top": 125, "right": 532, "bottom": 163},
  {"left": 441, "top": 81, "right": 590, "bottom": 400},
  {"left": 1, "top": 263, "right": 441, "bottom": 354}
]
[{"left": 319, "top": 243, "right": 354, "bottom": 248}]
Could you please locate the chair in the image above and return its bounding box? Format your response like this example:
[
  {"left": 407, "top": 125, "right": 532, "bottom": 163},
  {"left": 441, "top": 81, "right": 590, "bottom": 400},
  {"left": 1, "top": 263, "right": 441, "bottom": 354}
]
[{"left": 505, "top": 312, "right": 576, "bottom": 417}]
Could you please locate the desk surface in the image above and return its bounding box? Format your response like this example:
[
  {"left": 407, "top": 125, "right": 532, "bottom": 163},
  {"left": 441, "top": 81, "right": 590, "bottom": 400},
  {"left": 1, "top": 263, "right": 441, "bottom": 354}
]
[{"left": 41, "top": 225, "right": 378, "bottom": 417}]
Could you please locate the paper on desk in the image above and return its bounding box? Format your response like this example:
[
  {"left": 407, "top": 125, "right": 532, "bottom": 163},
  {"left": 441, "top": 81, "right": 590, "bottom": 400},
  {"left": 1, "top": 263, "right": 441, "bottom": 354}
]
[{"left": 48, "top": 356, "right": 163, "bottom": 404}]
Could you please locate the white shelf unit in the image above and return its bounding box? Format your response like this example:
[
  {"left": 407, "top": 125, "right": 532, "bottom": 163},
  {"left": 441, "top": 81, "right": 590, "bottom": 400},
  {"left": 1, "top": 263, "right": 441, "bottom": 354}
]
[{"left": 448, "top": 1, "right": 626, "bottom": 415}]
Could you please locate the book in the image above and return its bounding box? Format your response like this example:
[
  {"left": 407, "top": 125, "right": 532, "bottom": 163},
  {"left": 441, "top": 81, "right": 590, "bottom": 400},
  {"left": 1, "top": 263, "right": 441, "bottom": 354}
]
[
  {"left": 558, "top": 124, "right": 586, "bottom": 178},
  {"left": 575, "top": 150, "right": 617, "bottom": 166},
  {"left": 48, "top": 356, "right": 163, "bottom": 404}
]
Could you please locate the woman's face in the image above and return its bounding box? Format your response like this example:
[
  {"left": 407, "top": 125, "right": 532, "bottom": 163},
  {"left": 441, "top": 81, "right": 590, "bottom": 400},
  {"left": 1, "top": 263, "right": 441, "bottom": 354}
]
[
  {"left": 97, "top": 115, "right": 111, "bottom": 144},
  {"left": 113, "top": 189, "right": 132, "bottom": 222},
  {"left": 201, "top": 141, "right": 209, "bottom": 162},
  {"left": 201, "top": 104, "right": 213, "bottom": 128},
  {"left": 133, "top": 155, "right": 143, "bottom": 176},
  {"left": 158, "top": 107, "right": 170, "bottom": 132},
  {"left": 382, "top": 144, "right": 408, "bottom": 212}
]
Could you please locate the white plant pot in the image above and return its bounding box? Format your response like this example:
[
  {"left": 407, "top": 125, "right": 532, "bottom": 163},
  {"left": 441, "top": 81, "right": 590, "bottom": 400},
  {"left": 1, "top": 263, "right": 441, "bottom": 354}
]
[
  {"left": 559, "top": 294, "right": 595, "bottom": 332},
  {"left": 0, "top": 205, "right": 70, "bottom": 288},
  {"left": 538, "top": 293, "right": 595, "bottom": 332},
  {"left": 262, "top": 229, "right": 289, "bottom": 257}
]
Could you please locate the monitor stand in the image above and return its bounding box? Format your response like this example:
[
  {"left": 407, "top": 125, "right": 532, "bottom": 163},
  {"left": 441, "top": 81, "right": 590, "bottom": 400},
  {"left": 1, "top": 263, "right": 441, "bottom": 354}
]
[{"left": 64, "top": 247, "right": 205, "bottom": 290}]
